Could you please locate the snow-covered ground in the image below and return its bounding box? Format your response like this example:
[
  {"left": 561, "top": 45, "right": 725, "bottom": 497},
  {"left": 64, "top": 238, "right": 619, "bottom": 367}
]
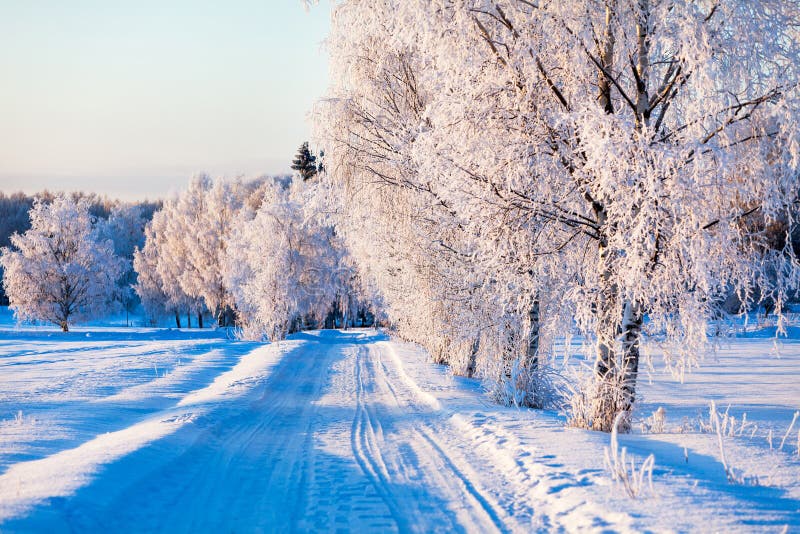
[{"left": 0, "top": 308, "right": 798, "bottom": 532}]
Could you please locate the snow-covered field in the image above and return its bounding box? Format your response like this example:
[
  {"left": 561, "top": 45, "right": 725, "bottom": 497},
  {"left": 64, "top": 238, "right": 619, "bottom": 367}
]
[{"left": 0, "top": 308, "right": 799, "bottom": 532}]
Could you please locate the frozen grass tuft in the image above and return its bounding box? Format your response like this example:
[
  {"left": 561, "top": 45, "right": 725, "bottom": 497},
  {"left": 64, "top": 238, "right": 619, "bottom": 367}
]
[
  {"left": 604, "top": 412, "right": 655, "bottom": 498},
  {"left": 488, "top": 360, "right": 563, "bottom": 409},
  {"left": 5, "top": 409, "right": 36, "bottom": 429},
  {"left": 697, "top": 403, "right": 757, "bottom": 438},
  {"left": 708, "top": 401, "right": 741, "bottom": 484},
  {"left": 703, "top": 401, "right": 763, "bottom": 485},
  {"left": 566, "top": 369, "right": 631, "bottom": 432},
  {"left": 640, "top": 407, "right": 666, "bottom": 434},
  {"left": 565, "top": 368, "right": 608, "bottom": 430}
]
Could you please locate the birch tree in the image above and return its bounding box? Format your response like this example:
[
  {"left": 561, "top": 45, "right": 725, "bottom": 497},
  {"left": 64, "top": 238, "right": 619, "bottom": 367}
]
[
  {"left": 315, "top": 0, "right": 562, "bottom": 400},
  {"left": 177, "top": 176, "right": 243, "bottom": 326}
]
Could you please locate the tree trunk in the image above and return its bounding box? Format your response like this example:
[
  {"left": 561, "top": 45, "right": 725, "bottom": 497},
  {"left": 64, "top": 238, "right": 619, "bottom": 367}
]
[
  {"left": 342, "top": 294, "right": 348, "bottom": 330},
  {"left": 465, "top": 336, "right": 480, "bottom": 378},
  {"left": 198, "top": 312, "right": 204, "bottom": 329},
  {"left": 591, "top": 275, "right": 643, "bottom": 432},
  {"left": 175, "top": 311, "right": 182, "bottom": 329},
  {"left": 525, "top": 299, "right": 540, "bottom": 371},
  {"left": 501, "top": 318, "right": 518, "bottom": 381},
  {"left": 288, "top": 315, "right": 301, "bottom": 334},
  {"left": 633, "top": 0, "right": 651, "bottom": 128},
  {"left": 187, "top": 311, "right": 191, "bottom": 329},
  {"left": 620, "top": 301, "right": 643, "bottom": 413},
  {"left": 592, "top": 238, "right": 627, "bottom": 432},
  {"left": 594, "top": 242, "right": 618, "bottom": 384},
  {"left": 597, "top": 3, "right": 616, "bottom": 115},
  {"left": 60, "top": 320, "right": 69, "bottom": 332}
]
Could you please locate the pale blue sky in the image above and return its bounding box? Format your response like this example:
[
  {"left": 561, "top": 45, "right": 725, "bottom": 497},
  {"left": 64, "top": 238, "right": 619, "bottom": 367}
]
[{"left": 0, "top": 1, "right": 330, "bottom": 200}]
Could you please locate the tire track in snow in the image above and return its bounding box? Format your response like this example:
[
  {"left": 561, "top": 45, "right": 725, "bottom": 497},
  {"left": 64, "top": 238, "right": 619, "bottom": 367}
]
[
  {"left": 376, "top": 341, "right": 548, "bottom": 527},
  {"left": 371, "top": 345, "right": 510, "bottom": 532},
  {"left": 413, "top": 428, "right": 508, "bottom": 530},
  {"left": 352, "top": 343, "right": 507, "bottom": 533},
  {"left": 350, "top": 345, "right": 405, "bottom": 532}
]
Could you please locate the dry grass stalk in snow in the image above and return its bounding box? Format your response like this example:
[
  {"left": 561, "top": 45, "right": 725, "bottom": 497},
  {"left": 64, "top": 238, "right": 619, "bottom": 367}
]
[
  {"left": 779, "top": 411, "right": 799, "bottom": 451},
  {"left": 604, "top": 412, "right": 655, "bottom": 498}
]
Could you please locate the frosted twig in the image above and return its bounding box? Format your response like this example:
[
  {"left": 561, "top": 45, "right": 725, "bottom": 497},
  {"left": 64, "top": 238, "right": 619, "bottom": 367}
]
[{"left": 779, "top": 411, "right": 799, "bottom": 451}]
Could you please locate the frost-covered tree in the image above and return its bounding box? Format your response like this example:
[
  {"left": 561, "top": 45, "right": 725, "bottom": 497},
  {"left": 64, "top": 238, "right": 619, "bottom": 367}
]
[
  {"left": 175, "top": 176, "right": 243, "bottom": 326},
  {"left": 316, "top": 0, "right": 800, "bottom": 428},
  {"left": 224, "top": 186, "right": 303, "bottom": 340},
  {"left": 134, "top": 175, "right": 254, "bottom": 328},
  {"left": 102, "top": 203, "right": 147, "bottom": 260},
  {"left": 133, "top": 233, "right": 199, "bottom": 328},
  {"left": 133, "top": 236, "right": 175, "bottom": 326},
  {"left": 0, "top": 194, "right": 124, "bottom": 331},
  {"left": 223, "top": 176, "right": 356, "bottom": 341},
  {"left": 313, "top": 0, "right": 546, "bottom": 398},
  {"left": 135, "top": 190, "right": 202, "bottom": 327}
]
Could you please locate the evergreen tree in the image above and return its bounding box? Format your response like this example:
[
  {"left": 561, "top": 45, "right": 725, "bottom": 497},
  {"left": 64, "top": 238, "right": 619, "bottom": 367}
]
[{"left": 291, "top": 142, "right": 318, "bottom": 181}]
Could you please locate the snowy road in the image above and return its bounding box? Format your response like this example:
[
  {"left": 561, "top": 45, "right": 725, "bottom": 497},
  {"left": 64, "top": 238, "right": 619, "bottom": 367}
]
[
  {"left": 1, "top": 323, "right": 799, "bottom": 532},
  {"left": 0, "top": 329, "right": 622, "bottom": 532},
  {"left": 0, "top": 330, "right": 530, "bottom": 532}
]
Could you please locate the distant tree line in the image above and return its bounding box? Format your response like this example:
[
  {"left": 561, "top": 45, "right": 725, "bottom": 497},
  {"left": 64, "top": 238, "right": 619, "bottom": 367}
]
[{"left": 1, "top": 155, "right": 373, "bottom": 337}]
